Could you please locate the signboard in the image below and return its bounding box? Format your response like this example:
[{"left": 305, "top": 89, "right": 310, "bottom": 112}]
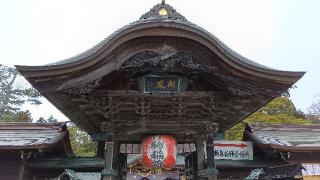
[
  {"left": 144, "top": 75, "right": 180, "bottom": 93},
  {"left": 213, "top": 141, "right": 253, "bottom": 160},
  {"left": 302, "top": 163, "right": 320, "bottom": 176}
]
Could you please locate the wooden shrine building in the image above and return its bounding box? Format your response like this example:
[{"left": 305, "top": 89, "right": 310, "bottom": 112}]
[
  {"left": 244, "top": 124, "right": 320, "bottom": 180},
  {"left": 16, "top": 1, "right": 304, "bottom": 179},
  {"left": 0, "top": 123, "right": 73, "bottom": 180}
]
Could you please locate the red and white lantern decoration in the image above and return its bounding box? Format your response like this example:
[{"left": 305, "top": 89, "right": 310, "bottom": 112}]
[{"left": 140, "top": 135, "right": 177, "bottom": 170}]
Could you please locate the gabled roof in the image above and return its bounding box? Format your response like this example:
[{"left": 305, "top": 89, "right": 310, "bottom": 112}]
[
  {"left": 0, "top": 122, "right": 71, "bottom": 151},
  {"left": 245, "top": 124, "right": 320, "bottom": 152}
]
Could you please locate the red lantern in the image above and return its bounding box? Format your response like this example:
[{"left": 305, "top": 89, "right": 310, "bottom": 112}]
[{"left": 140, "top": 135, "right": 177, "bottom": 170}]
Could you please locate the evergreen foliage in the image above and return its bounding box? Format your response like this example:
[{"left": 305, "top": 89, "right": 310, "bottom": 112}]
[
  {"left": 307, "top": 97, "right": 320, "bottom": 124},
  {"left": 36, "top": 115, "right": 58, "bottom": 123},
  {"left": 1, "top": 110, "right": 33, "bottom": 122},
  {"left": 225, "top": 96, "right": 309, "bottom": 140},
  {"left": 0, "top": 65, "right": 41, "bottom": 122},
  {"left": 68, "top": 123, "right": 97, "bottom": 156}
]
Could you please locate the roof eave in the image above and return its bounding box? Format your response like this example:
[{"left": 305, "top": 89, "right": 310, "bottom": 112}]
[
  {"left": 15, "top": 20, "right": 305, "bottom": 86},
  {"left": 245, "top": 130, "right": 320, "bottom": 152},
  {"left": 0, "top": 130, "right": 67, "bottom": 151}
]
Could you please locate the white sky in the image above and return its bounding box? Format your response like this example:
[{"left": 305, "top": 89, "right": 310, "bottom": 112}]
[{"left": 1, "top": 0, "right": 319, "bottom": 121}]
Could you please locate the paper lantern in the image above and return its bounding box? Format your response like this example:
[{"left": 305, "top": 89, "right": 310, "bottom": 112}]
[{"left": 140, "top": 135, "right": 177, "bottom": 170}]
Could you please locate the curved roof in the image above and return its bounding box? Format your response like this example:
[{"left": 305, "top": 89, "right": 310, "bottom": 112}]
[
  {"left": 14, "top": 3, "right": 305, "bottom": 134},
  {"left": 17, "top": 2, "right": 304, "bottom": 81},
  {"left": 45, "top": 3, "right": 188, "bottom": 66},
  {"left": 46, "top": 3, "right": 273, "bottom": 71},
  {"left": 47, "top": 18, "right": 271, "bottom": 71}
]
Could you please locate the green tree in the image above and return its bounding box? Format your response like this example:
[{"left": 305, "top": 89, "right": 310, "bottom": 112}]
[
  {"left": 36, "top": 117, "right": 46, "bottom": 123},
  {"left": 0, "top": 65, "right": 41, "bottom": 122},
  {"left": 36, "top": 115, "right": 58, "bottom": 123},
  {"left": 1, "top": 110, "right": 32, "bottom": 122},
  {"left": 225, "top": 96, "right": 309, "bottom": 140},
  {"left": 47, "top": 115, "right": 58, "bottom": 123},
  {"left": 307, "top": 97, "right": 320, "bottom": 124},
  {"left": 68, "top": 123, "right": 97, "bottom": 156}
]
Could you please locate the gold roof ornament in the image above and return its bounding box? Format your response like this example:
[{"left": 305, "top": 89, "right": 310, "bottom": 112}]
[
  {"left": 159, "top": 8, "right": 168, "bottom": 16},
  {"left": 159, "top": 0, "right": 168, "bottom": 16},
  {"left": 139, "top": 0, "right": 187, "bottom": 21}
]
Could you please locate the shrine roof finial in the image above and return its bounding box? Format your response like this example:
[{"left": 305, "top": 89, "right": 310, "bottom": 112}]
[{"left": 140, "top": 1, "right": 187, "bottom": 22}]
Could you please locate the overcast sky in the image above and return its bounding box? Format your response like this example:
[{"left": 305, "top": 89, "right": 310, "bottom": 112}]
[{"left": 1, "top": 0, "right": 320, "bottom": 121}]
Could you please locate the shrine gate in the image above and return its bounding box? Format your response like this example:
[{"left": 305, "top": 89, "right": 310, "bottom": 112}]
[{"left": 16, "top": 1, "right": 304, "bottom": 179}]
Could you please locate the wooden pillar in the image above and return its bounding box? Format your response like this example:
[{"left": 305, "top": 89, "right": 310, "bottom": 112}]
[
  {"left": 17, "top": 161, "right": 25, "bottom": 180},
  {"left": 197, "top": 132, "right": 218, "bottom": 180},
  {"left": 102, "top": 141, "right": 118, "bottom": 180},
  {"left": 196, "top": 138, "right": 206, "bottom": 180},
  {"left": 17, "top": 151, "right": 25, "bottom": 180},
  {"left": 206, "top": 133, "right": 218, "bottom": 180},
  {"left": 112, "top": 141, "right": 120, "bottom": 173}
]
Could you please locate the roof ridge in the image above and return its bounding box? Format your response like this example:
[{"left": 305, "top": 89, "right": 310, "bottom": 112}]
[{"left": 139, "top": 2, "right": 187, "bottom": 22}]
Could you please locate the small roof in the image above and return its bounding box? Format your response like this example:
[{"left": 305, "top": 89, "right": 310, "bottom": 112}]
[
  {"left": 246, "top": 164, "right": 304, "bottom": 180},
  {"left": 245, "top": 124, "right": 320, "bottom": 151},
  {"left": 56, "top": 169, "right": 101, "bottom": 180},
  {"left": 260, "top": 163, "right": 304, "bottom": 179},
  {"left": 0, "top": 122, "right": 69, "bottom": 150}
]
